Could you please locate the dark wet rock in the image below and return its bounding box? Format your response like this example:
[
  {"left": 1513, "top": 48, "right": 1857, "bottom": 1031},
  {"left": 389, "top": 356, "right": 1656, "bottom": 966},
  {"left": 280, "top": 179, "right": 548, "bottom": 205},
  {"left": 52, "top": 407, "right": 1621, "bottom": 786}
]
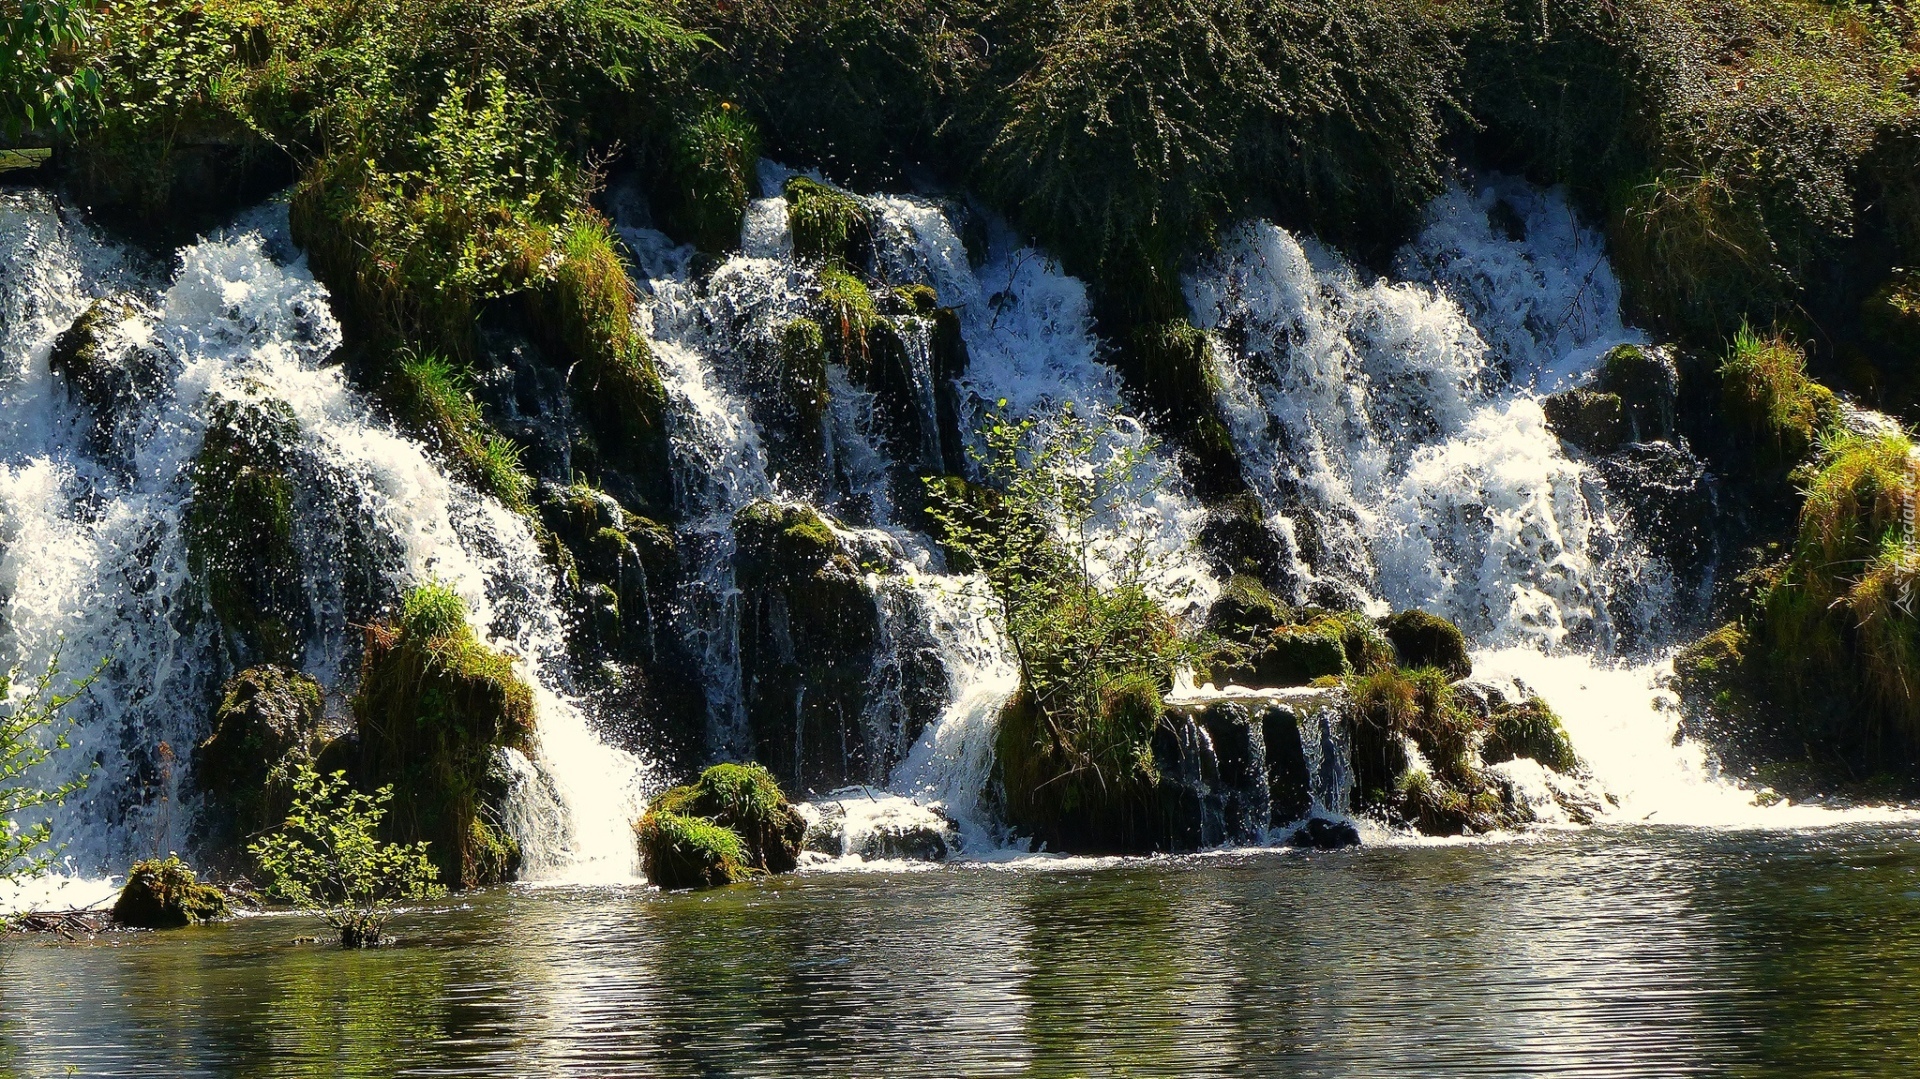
[
  {"left": 1596, "top": 343, "right": 1679, "bottom": 443},
  {"left": 48, "top": 298, "right": 166, "bottom": 452},
  {"left": 185, "top": 394, "right": 306, "bottom": 665},
  {"left": 1286, "top": 816, "right": 1361, "bottom": 850},
  {"left": 195, "top": 665, "right": 327, "bottom": 846},
  {"left": 799, "top": 795, "right": 958, "bottom": 862},
  {"left": 1543, "top": 387, "right": 1624, "bottom": 454},
  {"left": 1197, "top": 493, "right": 1289, "bottom": 588}
]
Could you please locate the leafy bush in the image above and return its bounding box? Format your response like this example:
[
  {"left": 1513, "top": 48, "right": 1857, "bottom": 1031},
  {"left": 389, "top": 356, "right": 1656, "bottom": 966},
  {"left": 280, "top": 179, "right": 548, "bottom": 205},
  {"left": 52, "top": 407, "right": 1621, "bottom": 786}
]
[
  {"left": 927, "top": 406, "right": 1205, "bottom": 843},
  {"left": 1, "top": 0, "right": 100, "bottom": 138},
  {"left": 1, "top": 653, "right": 95, "bottom": 884},
  {"left": 250, "top": 763, "right": 447, "bottom": 948}
]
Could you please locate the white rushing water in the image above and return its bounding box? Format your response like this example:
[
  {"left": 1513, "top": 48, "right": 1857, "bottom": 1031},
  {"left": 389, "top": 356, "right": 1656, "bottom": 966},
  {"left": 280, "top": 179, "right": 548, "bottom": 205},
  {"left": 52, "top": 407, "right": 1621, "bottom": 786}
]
[
  {"left": 0, "top": 193, "right": 648, "bottom": 910},
  {"left": 3, "top": 163, "right": 1901, "bottom": 908}
]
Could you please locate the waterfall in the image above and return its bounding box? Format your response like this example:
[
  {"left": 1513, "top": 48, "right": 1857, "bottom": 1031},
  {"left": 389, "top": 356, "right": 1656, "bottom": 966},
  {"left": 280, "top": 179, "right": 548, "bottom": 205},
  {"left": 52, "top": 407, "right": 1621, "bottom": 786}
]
[{"left": 0, "top": 193, "right": 650, "bottom": 907}]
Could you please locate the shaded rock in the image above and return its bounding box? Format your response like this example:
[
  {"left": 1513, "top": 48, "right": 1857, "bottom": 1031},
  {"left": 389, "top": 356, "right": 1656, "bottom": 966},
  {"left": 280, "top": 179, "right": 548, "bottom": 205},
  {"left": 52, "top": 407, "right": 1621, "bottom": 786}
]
[
  {"left": 185, "top": 394, "right": 306, "bottom": 665},
  {"left": 1286, "top": 816, "right": 1361, "bottom": 850},
  {"left": 1595, "top": 343, "right": 1679, "bottom": 442},
  {"left": 112, "top": 857, "right": 228, "bottom": 929},
  {"left": 1198, "top": 493, "right": 1288, "bottom": 587},
  {"left": 48, "top": 298, "right": 164, "bottom": 452},
  {"left": 1542, "top": 387, "right": 1624, "bottom": 454}
]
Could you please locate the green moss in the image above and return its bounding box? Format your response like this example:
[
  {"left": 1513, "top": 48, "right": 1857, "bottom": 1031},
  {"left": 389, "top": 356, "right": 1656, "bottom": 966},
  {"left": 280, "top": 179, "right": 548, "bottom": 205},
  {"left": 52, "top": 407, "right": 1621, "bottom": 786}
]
[
  {"left": 1542, "top": 388, "right": 1625, "bottom": 454},
  {"left": 1346, "top": 665, "right": 1513, "bottom": 835},
  {"left": 892, "top": 283, "right": 938, "bottom": 316},
  {"left": 643, "top": 762, "right": 806, "bottom": 874},
  {"left": 186, "top": 395, "right": 304, "bottom": 663},
  {"left": 1205, "top": 575, "right": 1289, "bottom": 643},
  {"left": 353, "top": 583, "right": 536, "bottom": 888},
  {"left": 657, "top": 103, "right": 761, "bottom": 253},
  {"left": 1482, "top": 696, "right": 1580, "bottom": 774},
  {"left": 112, "top": 856, "right": 229, "bottom": 929},
  {"left": 1381, "top": 609, "right": 1471, "bottom": 681},
  {"left": 634, "top": 810, "right": 752, "bottom": 890},
  {"left": 196, "top": 665, "right": 326, "bottom": 845},
  {"left": 1117, "top": 319, "right": 1217, "bottom": 426},
  {"left": 732, "top": 500, "right": 841, "bottom": 580},
  {"left": 785, "top": 176, "right": 871, "bottom": 265},
  {"left": 777, "top": 317, "right": 831, "bottom": 424}
]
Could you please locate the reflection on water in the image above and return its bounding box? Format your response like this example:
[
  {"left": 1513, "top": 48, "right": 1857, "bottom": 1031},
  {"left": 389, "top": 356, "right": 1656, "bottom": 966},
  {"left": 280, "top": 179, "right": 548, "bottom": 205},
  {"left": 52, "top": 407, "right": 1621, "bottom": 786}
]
[{"left": 5, "top": 825, "right": 1920, "bottom": 1077}]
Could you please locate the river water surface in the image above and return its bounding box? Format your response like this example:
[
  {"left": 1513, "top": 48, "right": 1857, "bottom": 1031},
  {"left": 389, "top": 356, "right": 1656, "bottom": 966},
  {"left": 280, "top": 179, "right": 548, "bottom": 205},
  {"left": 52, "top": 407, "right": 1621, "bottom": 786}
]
[{"left": 5, "top": 823, "right": 1919, "bottom": 1078}]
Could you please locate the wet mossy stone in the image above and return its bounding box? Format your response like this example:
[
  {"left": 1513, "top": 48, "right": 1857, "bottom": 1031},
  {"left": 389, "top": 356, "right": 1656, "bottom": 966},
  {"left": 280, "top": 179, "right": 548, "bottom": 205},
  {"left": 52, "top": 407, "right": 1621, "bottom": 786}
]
[
  {"left": 1206, "top": 574, "right": 1291, "bottom": 642},
  {"left": 785, "top": 176, "right": 873, "bottom": 266},
  {"left": 196, "top": 665, "right": 326, "bottom": 844},
  {"left": 1198, "top": 493, "right": 1285, "bottom": 583},
  {"left": 47, "top": 298, "right": 160, "bottom": 442},
  {"left": 1287, "top": 817, "right": 1361, "bottom": 850},
  {"left": 1118, "top": 319, "right": 1216, "bottom": 427},
  {"left": 1482, "top": 696, "right": 1580, "bottom": 774},
  {"left": 1381, "top": 610, "right": 1472, "bottom": 681},
  {"left": 1542, "top": 388, "right": 1624, "bottom": 454},
  {"left": 815, "top": 264, "right": 882, "bottom": 370},
  {"left": 353, "top": 584, "right": 536, "bottom": 889},
  {"left": 1258, "top": 623, "right": 1353, "bottom": 686},
  {"left": 777, "top": 318, "right": 831, "bottom": 426},
  {"left": 1595, "top": 344, "right": 1679, "bottom": 442},
  {"left": 655, "top": 104, "right": 761, "bottom": 253},
  {"left": 643, "top": 762, "right": 806, "bottom": 875},
  {"left": 634, "top": 810, "right": 751, "bottom": 890},
  {"left": 1862, "top": 270, "right": 1920, "bottom": 362},
  {"left": 186, "top": 394, "right": 305, "bottom": 664},
  {"left": 112, "top": 857, "right": 229, "bottom": 929},
  {"left": 995, "top": 677, "right": 1168, "bottom": 854}
]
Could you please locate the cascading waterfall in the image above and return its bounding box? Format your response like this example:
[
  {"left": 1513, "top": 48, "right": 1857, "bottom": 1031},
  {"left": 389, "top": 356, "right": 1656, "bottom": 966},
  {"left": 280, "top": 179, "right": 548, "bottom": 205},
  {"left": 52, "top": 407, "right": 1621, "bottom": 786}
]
[{"left": 0, "top": 194, "right": 650, "bottom": 905}]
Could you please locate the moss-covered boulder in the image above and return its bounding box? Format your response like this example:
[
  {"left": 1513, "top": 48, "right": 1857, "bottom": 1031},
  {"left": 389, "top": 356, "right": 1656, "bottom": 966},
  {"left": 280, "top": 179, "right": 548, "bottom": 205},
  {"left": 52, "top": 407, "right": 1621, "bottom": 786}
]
[
  {"left": 1205, "top": 575, "right": 1291, "bottom": 643},
  {"left": 634, "top": 811, "right": 752, "bottom": 890},
  {"left": 186, "top": 395, "right": 306, "bottom": 664},
  {"left": 785, "top": 176, "right": 872, "bottom": 265},
  {"left": 1719, "top": 327, "right": 1842, "bottom": 471},
  {"left": 1542, "top": 387, "right": 1624, "bottom": 454},
  {"left": 1482, "top": 696, "right": 1580, "bottom": 774},
  {"left": 195, "top": 665, "right": 326, "bottom": 846},
  {"left": 1346, "top": 667, "right": 1533, "bottom": 837},
  {"left": 653, "top": 104, "right": 760, "bottom": 253},
  {"left": 816, "top": 264, "right": 882, "bottom": 371},
  {"left": 644, "top": 762, "right": 806, "bottom": 876},
  {"left": 1381, "top": 610, "right": 1472, "bottom": 681},
  {"left": 1595, "top": 344, "right": 1679, "bottom": 443},
  {"left": 995, "top": 676, "right": 1167, "bottom": 853},
  {"left": 112, "top": 856, "right": 229, "bottom": 929},
  {"left": 353, "top": 583, "right": 535, "bottom": 888},
  {"left": 1197, "top": 493, "right": 1287, "bottom": 585}
]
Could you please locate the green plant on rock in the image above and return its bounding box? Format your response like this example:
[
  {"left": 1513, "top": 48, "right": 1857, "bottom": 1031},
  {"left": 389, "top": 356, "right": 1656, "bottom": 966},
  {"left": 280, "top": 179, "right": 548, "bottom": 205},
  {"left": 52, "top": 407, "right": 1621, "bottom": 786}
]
[
  {"left": 1482, "top": 696, "right": 1580, "bottom": 774},
  {"left": 1346, "top": 664, "right": 1512, "bottom": 835},
  {"left": 1721, "top": 323, "right": 1842, "bottom": 466},
  {"left": 633, "top": 810, "right": 750, "bottom": 890},
  {"left": 639, "top": 761, "right": 804, "bottom": 882},
  {"left": 389, "top": 351, "right": 532, "bottom": 510},
  {"left": 353, "top": 582, "right": 535, "bottom": 888},
  {"left": 926, "top": 405, "right": 1205, "bottom": 847},
  {"left": 111, "top": 855, "right": 229, "bottom": 928},
  {"left": 657, "top": 101, "right": 760, "bottom": 252},
  {"left": 196, "top": 664, "right": 327, "bottom": 845},
  {"left": 250, "top": 762, "right": 446, "bottom": 948},
  {"left": 1, "top": 651, "right": 96, "bottom": 884}
]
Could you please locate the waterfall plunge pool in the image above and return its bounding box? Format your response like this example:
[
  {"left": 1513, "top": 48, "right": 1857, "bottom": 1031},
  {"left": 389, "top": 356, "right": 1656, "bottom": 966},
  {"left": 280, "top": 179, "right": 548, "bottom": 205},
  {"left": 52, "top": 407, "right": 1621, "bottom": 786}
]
[{"left": 6, "top": 822, "right": 1920, "bottom": 1077}]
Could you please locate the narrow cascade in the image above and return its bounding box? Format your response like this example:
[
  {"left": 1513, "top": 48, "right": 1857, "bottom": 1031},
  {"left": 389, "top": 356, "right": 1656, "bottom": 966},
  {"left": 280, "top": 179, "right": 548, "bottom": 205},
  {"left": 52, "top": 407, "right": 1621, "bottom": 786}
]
[{"left": 0, "top": 194, "right": 649, "bottom": 900}]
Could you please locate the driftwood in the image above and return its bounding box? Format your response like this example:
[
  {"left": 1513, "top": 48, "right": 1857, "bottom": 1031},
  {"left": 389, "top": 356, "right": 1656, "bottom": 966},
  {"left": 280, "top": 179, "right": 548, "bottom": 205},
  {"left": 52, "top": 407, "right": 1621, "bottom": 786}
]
[
  {"left": 0, "top": 148, "right": 53, "bottom": 174},
  {"left": 5, "top": 905, "right": 117, "bottom": 940}
]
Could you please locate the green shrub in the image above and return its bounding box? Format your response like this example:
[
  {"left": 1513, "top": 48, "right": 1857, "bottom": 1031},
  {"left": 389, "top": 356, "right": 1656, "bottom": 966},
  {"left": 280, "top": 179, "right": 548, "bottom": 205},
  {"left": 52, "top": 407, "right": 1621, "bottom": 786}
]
[
  {"left": 785, "top": 175, "right": 870, "bottom": 264},
  {"left": 1, "top": 1, "right": 99, "bottom": 138},
  {"left": 656, "top": 102, "right": 760, "bottom": 252},
  {"left": 1, "top": 653, "right": 96, "bottom": 885},
  {"left": 1720, "top": 324, "right": 1842, "bottom": 466},
  {"left": 111, "top": 856, "right": 229, "bottom": 929},
  {"left": 250, "top": 763, "right": 447, "bottom": 948},
  {"left": 643, "top": 762, "right": 806, "bottom": 874},
  {"left": 634, "top": 810, "right": 751, "bottom": 890}
]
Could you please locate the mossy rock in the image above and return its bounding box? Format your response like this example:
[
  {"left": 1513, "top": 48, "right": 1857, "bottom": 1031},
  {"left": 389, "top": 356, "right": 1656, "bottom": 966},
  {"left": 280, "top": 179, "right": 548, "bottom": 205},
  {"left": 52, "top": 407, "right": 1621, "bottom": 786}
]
[
  {"left": 777, "top": 317, "right": 832, "bottom": 426},
  {"left": 635, "top": 810, "right": 752, "bottom": 890},
  {"left": 47, "top": 298, "right": 160, "bottom": 442},
  {"left": 1381, "top": 610, "right": 1472, "bottom": 681},
  {"left": 994, "top": 676, "right": 1167, "bottom": 854},
  {"left": 1595, "top": 344, "right": 1678, "bottom": 442},
  {"left": 1862, "top": 270, "right": 1920, "bottom": 363},
  {"left": 195, "top": 665, "right": 326, "bottom": 845},
  {"left": 1346, "top": 666, "right": 1516, "bottom": 835},
  {"left": 1117, "top": 320, "right": 1217, "bottom": 427},
  {"left": 186, "top": 395, "right": 305, "bottom": 664},
  {"left": 1482, "top": 696, "right": 1580, "bottom": 774},
  {"left": 1197, "top": 493, "right": 1285, "bottom": 583},
  {"left": 1542, "top": 388, "right": 1624, "bottom": 454},
  {"left": 1720, "top": 328, "right": 1842, "bottom": 469},
  {"left": 1205, "top": 575, "right": 1291, "bottom": 643},
  {"left": 353, "top": 583, "right": 536, "bottom": 888},
  {"left": 645, "top": 762, "right": 806, "bottom": 875},
  {"left": 785, "top": 176, "right": 872, "bottom": 265},
  {"left": 655, "top": 104, "right": 761, "bottom": 253},
  {"left": 815, "top": 264, "right": 882, "bottom": 370},
  {"left": 112, "top": 857, "right": 229, "bottom": 929}
]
